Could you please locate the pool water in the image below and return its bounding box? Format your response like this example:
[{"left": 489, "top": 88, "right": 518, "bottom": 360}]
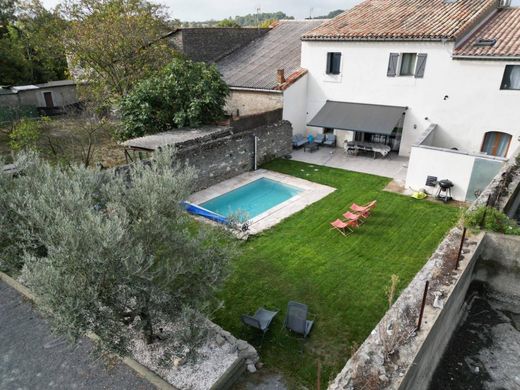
[{"left": 200, "top": 178, "right": 302, "bottom": 220}]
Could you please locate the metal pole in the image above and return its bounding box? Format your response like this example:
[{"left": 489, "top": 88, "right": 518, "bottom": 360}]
[
  {"left": 455, "top": 227, "right": 467, "bottom": 270},
  {"left": 254, "top": 136, "right": 258, "bottom": 171},
  {"left": 416, "top": 281, "right": 429, "bottom": 332}
]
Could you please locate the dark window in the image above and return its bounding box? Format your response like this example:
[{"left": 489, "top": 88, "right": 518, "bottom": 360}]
[
  {"left": 326, "top": 52, "right": 342, "bottom": 75},
  {"left": 500, "top": 65, "right": 520, "bottom": 90},
  {"left": 399, "top": 53, "right": 417, "bottom": 76},
  {"left": 481, "top": 131, "right": 512, "bottom": 157}
]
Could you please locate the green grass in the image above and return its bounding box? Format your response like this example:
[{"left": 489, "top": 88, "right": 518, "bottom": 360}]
[{"left": 214, "top": 159, "right": 459, "bottom": 387}]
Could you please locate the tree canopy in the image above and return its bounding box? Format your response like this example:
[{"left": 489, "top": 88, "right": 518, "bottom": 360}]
[
  {"left": 0, "top": 149, "right": 236, "bottom": 358},
  {"left": 62, "top": 0, "right": 174, "bottom": 106},
  {"left": 117, "top": 57, "right": 229, "bottom": 141},
  {"left": 0, "top": 0, "right": 67, "bottom": 85}
]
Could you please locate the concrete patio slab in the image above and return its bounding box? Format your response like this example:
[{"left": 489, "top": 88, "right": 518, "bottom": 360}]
[
  {"left": 291, "top": 147, "right": 409, "bottom": 183},
  {"left": 188, "top": 169, "right": 335, "bottom": 235}
]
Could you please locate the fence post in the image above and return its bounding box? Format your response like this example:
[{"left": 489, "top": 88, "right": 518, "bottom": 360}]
[
  {"left": 455, "top": 227, "right": 467, "bottom": 270},
  {"left": 416, "top": 281, "right": 429, "bottom": 332}
]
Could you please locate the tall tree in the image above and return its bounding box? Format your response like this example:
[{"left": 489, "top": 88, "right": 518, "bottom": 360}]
[{"left": 62, "top": 0, "right": 174, "bottom": 106}]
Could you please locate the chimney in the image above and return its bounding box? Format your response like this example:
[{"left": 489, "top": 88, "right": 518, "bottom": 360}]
[{"left": 277, "top": 69, "right": 286, "bottom": 85}]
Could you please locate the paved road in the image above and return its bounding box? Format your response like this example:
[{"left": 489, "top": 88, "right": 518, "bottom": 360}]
[{"left": 0, "top": 281, "right": 155, "bottom": 390}]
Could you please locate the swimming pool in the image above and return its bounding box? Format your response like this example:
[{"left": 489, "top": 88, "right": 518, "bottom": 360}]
[{"left": 200, "top": 178, "right": 302, "bottom": 221}]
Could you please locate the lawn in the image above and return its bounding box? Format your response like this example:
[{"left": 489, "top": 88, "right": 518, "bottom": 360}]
[{"left": 214, "top": 159, "right": 459, "bottom": 388}]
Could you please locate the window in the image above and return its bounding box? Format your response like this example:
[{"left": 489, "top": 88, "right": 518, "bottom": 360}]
[
  {"left": 326, "top": 52, "right": 341, "bottom": 75},
  {"left": 481, "top": 131, "right": 512, "bottom": 157},
  {"left": 500, "top": 65, "right": 520, "bottom": 90},
  {"left": 399, "top": 53, "right": 417, "bottom": 76},
  {"left": 387, "top": 53, "right": 427, "bottom": 78}
]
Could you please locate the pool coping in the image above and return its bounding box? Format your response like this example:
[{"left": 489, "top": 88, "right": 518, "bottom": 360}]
[{"left": 188, "top": 169, "right": 336, "bottom": 235}]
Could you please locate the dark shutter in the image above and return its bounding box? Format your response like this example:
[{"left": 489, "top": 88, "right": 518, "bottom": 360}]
[
  {"left": 332, "top": 53, "right": 341, "bottom": 74},
  {"left": 415, "top": 53, "right": 428, "bottom": 78},
  {"left": 326, "top": 53, "right": 332, "bottom": 74},
  {"left": 387, "top": 53, "right": 399, "bottom": 77}
]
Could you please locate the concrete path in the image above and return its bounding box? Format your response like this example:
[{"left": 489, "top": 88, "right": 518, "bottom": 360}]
[{"left": 0, "top": 281, "right": 154, "bottom": 390}]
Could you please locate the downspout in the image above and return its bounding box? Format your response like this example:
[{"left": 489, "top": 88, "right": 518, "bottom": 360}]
[{"left": 254, "top": 136, "right": 258, "bottom": 171}]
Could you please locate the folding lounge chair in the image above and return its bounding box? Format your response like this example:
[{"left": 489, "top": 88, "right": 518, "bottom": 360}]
[
  {"left": 323, "top": 134, "right": 336, "bottom": 147},
  {"left": 343, "top": 211, "right": 364, "bottom": 224},
  {"left": 350, "top": 200, "right": 377, "bottom": 218},
  {"left": 330, "top": 218, "right": 358, "bottom": 236},
  {"left": 284, "top": 301, "right": 314, "bottom": 338},
  {"left": 241, "top": 308, "right": 279, "bottom": 336}
]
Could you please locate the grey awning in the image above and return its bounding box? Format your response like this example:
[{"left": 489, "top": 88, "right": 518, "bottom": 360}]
[{"left": 307, "top": 101, "right": 407, "bottom": 135}]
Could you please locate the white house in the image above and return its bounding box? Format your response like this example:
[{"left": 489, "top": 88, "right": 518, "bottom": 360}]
[{"left": 295, "top": 0, "right": 520, "bottom": 201}]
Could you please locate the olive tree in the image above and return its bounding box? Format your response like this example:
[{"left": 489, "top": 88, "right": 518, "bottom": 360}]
[{"left": 1, "top": 149, "right": 237, "bottom": 359}]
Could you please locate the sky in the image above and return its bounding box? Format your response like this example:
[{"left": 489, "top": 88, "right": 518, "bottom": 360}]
[{"left": 41, "top": 0, "right": 364, "bottom": 21}]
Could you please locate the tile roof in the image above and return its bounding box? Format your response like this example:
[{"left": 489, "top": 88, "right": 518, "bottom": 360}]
[
  {"left": 454, "top": 8, "right": 520, "bottom": 58},
  {"left": 302, "top": 0, "right": 497, "bottom": 41},
  {"left": 217, "top": 20, "right": 324, "bottom": 90}
]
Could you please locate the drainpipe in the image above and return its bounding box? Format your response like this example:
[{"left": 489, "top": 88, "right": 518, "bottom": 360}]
[{"left": 254, "top": 136, "right": 258, "bottom": 170}]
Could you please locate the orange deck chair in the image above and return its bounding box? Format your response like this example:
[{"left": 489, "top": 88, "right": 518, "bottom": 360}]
[
  {"left": 330, "top": 218, "right": 358, "bottom": 236},
  {"left": 350, "top": 200, "right": 377, "bottom": 218}
]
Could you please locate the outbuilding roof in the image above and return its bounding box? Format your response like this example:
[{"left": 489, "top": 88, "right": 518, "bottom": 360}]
[
  {"left": 217, "top": 20, "right": 324, "bottom": 90},
  {"left": 454, "top": 7, "right": 520, "bottom": 58},
  {"left": 302, "top": 0, "right": 497, "bottom": 42}
]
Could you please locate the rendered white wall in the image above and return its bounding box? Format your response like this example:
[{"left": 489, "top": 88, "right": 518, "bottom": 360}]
[
  {"left": 301, "top": 40, "right": 520, "bottom": 158},
  {"left": 282, "top": 73, "right": 308, "bottom": 135},
  {"left": 406, "top": 146, "right": 477, "bottom": 200}
]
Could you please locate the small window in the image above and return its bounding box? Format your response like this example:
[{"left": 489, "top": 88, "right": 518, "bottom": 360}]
[
  {"left": 481, "top": 131, "right": 512, "bottom": 157},
  {"left": 326, "top": 52, "right": 342, "bottom": 75},
  {"left": 500, "top": 65, "right": 520, "bottom": 90},
  {"left": 399, "top": 53, "right": 417, "bottom": 76}
]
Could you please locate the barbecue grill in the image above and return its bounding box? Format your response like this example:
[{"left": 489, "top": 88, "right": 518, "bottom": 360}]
[{"left": 436, "top": 179, "right": 454, "bottom": 202}]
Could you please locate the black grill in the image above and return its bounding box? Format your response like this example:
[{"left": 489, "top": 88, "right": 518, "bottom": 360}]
[{"left": 436, "top": 180, "right": 454, "bottom": 202}]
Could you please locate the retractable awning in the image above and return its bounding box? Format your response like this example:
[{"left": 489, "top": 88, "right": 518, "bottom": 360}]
[{"left": 307, "top": 101, "right": 407, "bottom": 135}]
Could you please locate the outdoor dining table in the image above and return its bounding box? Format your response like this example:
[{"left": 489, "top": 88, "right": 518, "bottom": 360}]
[{"left": 344, "top": 141, "right": 392, "bottom": 159}]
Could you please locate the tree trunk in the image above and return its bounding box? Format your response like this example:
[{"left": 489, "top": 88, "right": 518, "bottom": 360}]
[{"left": 140, "top": 298, "right": 154, "bottom": 344}]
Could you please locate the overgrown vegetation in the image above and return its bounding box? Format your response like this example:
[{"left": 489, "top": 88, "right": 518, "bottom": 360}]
[
  {"left": 0, "top": 149, "right": 237, "bottom": 360},
  {"left": 214, "top": 160, "right": 459, "bottom": 387},
  {"left": 464, "top": 206, "right": 520, "bottom": 235},
  {"left": 118, "top": 57, "right": 229, "bottom": 141}
]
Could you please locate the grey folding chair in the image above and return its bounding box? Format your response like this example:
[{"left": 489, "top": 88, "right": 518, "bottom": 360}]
[
  {"left": 324, "top": 134, "right": 336, "bottom": 147},
  {"left": 241, "top": 308, "right": 279, "bottom": 336},
  {"left": 284, "top": 301, "right": 314, "bottom": 338}
]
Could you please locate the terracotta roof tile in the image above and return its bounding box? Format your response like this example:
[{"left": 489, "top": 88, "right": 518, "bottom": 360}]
[
  {"left": 302, "top": 0, "right": 498, "bottom": 41},
  {"left": 454, "top": 8, "right": 520, "bottom": 57}
]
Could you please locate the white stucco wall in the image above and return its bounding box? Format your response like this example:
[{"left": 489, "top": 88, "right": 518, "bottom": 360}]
[
  {"left": 301, "top": 40, "right": 520, "bottom": 158},
  {"left": 282, "top": 73, "right": 308, "bottom": 135}
]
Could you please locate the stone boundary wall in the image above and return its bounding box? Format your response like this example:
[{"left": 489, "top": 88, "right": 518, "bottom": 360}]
[{"left": 175, "top": 114, "right": 292, "bottom": 191}]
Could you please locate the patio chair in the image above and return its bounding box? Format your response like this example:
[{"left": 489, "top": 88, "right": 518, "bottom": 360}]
[
  {"left": 350, "top": 200, "right": 377, "bottom": 218},
  {"left": 284, "top": 301, "right": 314, "bottom": 338},
  {"left": 241, "top": 308, "right": 279, "bottom": 335},
  {"left": 343, "top": 211, "right": 365, "bottom": 224},
  {"left": 292, "top": 134, "right": 307, "bottom": 149},
  {"left": 314, "top": 133, "right": 325, "bottom": 144},
  {"left": 330, "top": 218, "right": 358, "bottom": 236},
  {"left": 323, "top": 134, "right": 336, "bottom": 147}
]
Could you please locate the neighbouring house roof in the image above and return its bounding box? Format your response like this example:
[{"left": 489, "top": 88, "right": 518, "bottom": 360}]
[
  {"left": 308, "top": 101, "right": 407, "bottom": 135},
  {"left": 10, "top": 85, "right": 39, "bottom": 92},
  {"left": 302, "top": 0, "right": 497, "bottom": 41},
  {"left": 36, "top": 80, "right": 76, "bottom": 88},
  {"left": 454, "top": 8, "right": 520, "bottom": 58},
  {"left": 4, "top": 80, "right": 76, "bottom": 94},
  {"left": 217, "top": 20, "right": 325, "bottom": 90},
  {"left": 166, "top": 27, "right": 269, "bottom": 63},
  {"left": 121, "top": 127, "right": 230, "bottom": 151}
]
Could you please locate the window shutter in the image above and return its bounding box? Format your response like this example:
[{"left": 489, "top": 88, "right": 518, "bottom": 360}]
[
  {"left": 415, "top": 53, "right": 428, "bottom": 78},
  {"left": 332, "top": 53, "right": 341, "bottom": 74},
  {"left": 326, "top": 53, "right": 332, "bottom": 74},
  {"left": 387, "top": 53, "right": 399, "bottom": 77}
]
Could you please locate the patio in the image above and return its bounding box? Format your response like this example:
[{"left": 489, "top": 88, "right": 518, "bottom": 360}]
[{"left": 291, "top": 146, "right": 409, "bottom": 183}]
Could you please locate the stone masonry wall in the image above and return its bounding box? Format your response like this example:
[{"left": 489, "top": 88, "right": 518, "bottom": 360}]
[{"left": 175, "top": 117, "right": 292, "bottom": 191}]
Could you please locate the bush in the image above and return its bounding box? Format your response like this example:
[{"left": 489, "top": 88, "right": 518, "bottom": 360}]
[
  {"left": 464, "top": 206, "right": 520, "bottom": 235},
  {"left": 8, "top": 118, "right": 43, "bottom": 152},
  {"left": 117, "top": 58, "right": 229, "bottom": 141}
]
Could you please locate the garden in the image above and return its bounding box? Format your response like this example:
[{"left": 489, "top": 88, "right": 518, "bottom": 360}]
[{"left": 215, "top": 159, "right": 460, "bottom": 388}]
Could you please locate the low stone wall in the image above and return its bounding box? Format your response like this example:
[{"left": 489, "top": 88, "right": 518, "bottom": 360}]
[{"left": 176, "top": 115, "right": 292, "bottom": 191}]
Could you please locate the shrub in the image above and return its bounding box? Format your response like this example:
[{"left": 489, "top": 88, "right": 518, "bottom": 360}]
[
  {"left": 117, "top": 58, "right": 229, "bottom": 141},
  {"left": 464, "top": 206, "right": 520, "bottom": 235},
  {"left": 8, "top": 118, "right": 44, "bottom": 152}
]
